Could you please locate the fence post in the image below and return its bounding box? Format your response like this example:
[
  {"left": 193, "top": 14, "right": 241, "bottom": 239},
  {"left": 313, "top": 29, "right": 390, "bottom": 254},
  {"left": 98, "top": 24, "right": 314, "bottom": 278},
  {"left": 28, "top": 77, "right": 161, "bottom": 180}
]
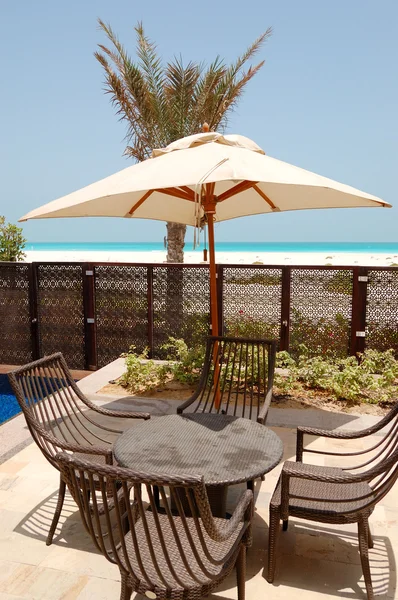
[
  {"left": 82, "top": 263, "right": 97, "bottom": 370},
  {"left": 280, "top": 266, "right": 291, "bottom": 351},
  {"left": 350, "top": 266, "right": 368, "bottom": 356},
  {"left": 28, "top": 263, "right": 40, "bottom": 360},
  {"left": 216, "top": 265, "right": 224, "bottom": 336},
  {"left": 147, "top": 266, "right": 154, "bottom": 358}
]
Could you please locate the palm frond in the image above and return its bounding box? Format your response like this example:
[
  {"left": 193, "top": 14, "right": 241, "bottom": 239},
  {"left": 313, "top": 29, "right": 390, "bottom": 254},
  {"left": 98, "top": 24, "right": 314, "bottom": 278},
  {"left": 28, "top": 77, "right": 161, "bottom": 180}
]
[
  {"left": 207, "top": 28, "right": 272, "bottom": 129},
  {"left": 95, "top": 21, "right": 163, "bottom": 154},
  {"left": 212, "top": 60, "right": 266, "bottom": 131},
  {"left": 189, "top": 57, "right": 226, "bottom": 133},
  {"left": 96, "top": 19, "right": 272, "bottom": 158},
  {"left": 165, "top": 56, "right": 201, "bottom": 139},
  {"left": 134, "top": 22, "right": 169, "bottom": 143},
  {"left": 94, "top": 51, "right": 154, "bottom": 159},
  {"left": 97, "top": 19, "right": 131, "bottom": 72}
]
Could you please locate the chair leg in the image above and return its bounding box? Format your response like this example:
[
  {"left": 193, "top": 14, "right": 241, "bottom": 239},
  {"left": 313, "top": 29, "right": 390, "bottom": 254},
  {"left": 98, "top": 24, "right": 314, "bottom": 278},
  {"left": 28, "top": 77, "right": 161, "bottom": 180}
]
[
  {"left": 367, "top": 522, "right": 374, "bottom": 549},
  {"left": 267, "top": 506, "right": 280, "bottom": 583},
  {"left": 236, "top": 544, "right": 246, "bottom": 600},
  {"left": 358, "top": 519, "right": 374, "bottom": 600},
  {"left": 46, "top": 475, "right": 66, "bottom": 546},
  {"left": 282, "top": 519, "right": 288, "bottom": 531},
  {"left": 120, "top": 571, "right": 133, "bottom": 600}
]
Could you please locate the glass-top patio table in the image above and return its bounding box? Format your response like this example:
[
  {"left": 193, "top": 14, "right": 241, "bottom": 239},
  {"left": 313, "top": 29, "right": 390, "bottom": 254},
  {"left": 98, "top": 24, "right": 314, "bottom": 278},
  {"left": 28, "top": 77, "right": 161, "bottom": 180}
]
[{"left": 113, "top": 413, "right": 283, "bottom": 516}]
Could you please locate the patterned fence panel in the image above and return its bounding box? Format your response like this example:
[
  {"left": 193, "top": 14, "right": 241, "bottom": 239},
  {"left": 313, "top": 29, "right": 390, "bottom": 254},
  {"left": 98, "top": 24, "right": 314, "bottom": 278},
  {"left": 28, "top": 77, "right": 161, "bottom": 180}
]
[
  {"left": 95, "top": 265, "right": 148, "bottom": 368},
  {"left": 4, "top": 262, "right": 398, "bottom": 369},
  {"left": 365, "top": 269, "right": 398, "bottom": 353},
  {"left": 222, "top": 266, "right": 283, "bottom": 340},
  {"left": 36, "top": 264, "right": 85, "bottom": 369},
  {"left": 289, "top": 268, "right": 353, "bottom": 357},
  {"left": 152, "top": 266, "right": 210, "bottom": 357},
  {"left": 0, "top": 264, "right": 32, "bottom": 364}
]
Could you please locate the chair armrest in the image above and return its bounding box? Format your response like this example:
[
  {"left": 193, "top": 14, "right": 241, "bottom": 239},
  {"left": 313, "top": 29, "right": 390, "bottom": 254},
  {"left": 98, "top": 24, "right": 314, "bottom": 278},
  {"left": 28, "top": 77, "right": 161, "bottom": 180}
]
[
  {"left": 296, "top": 425, "right": 376, "bottom": 461},
  {"left": 177, "top": 388, "right": 202, "bottom": 414},
  {"left": 208, "top": 490, "right": 253, "bottom": 542},
  {"left": 257, "top": 388, "right": 273, "bottom": 424},
  {"left": 77, "top": 391, "right": 150, "bottom": 421},
  {"left": 90, "top": 405, "right": 151, "bottom": 421}
]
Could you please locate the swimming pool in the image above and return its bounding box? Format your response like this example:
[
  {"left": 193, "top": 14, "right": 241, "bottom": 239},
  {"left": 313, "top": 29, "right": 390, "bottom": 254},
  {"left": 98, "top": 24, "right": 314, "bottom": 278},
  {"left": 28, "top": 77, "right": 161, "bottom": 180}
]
[
  {"left": 0, "top": 374, "right": 80, "bottom": 426},
  {"left": 0, "top": 374, "right": 24, "bottom": 424}
]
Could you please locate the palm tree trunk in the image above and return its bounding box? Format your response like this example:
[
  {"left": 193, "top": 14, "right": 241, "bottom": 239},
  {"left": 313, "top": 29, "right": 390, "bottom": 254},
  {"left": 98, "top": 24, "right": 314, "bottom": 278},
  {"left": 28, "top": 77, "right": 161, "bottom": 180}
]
[
  {"left": 166, "top": 222, "right": 186, "bottom": 263},
  {"left": 165, "top": 222, "right": 186, "bottom": 345}
]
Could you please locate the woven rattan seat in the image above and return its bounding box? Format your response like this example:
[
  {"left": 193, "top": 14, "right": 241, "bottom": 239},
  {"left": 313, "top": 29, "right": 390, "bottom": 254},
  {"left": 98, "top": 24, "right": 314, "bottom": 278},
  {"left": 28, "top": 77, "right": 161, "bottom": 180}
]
[
  {"left": 7, "top": 352, "right": 150, "bottom": 545},
  {"left": 119, "top": 512, "right": 243, "bottom": 590},
  {"left": 268, "top": 402, "right": 398, "bottom": 600},
  {"left": 56, "top": 452, "right": 253, "bottom": 600},
  {"left": 271, "top": 464, "right": 374, "bottom": 520}
]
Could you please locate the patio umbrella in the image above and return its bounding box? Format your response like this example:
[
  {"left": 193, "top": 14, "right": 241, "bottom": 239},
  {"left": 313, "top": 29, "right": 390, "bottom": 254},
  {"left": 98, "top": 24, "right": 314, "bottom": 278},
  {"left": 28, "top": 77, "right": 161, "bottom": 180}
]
[{"left": 20, "top": 132, "right": 391, "bottom": 336}]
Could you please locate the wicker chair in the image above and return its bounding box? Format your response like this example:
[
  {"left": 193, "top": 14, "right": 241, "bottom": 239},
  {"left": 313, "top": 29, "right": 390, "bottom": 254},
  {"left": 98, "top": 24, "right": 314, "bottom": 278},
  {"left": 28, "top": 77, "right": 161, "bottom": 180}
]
[
  {"left": 56, "top": 451, "right": 253, "bottom": 600},
  {"left": 8, "top": 352, "right": 150, "bottom": 545},
  {"left": 177, "top": 336, "right": 277, "bottom": 424},
  {"left": 267, "top": 402, "right": 398, "bottom": 600}
]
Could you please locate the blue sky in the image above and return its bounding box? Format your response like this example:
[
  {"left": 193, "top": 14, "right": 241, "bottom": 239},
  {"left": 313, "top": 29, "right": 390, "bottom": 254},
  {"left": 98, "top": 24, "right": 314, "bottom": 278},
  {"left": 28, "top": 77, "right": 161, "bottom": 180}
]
[{"left": 0, "top": 0, "right": 397, "bottom": 244}]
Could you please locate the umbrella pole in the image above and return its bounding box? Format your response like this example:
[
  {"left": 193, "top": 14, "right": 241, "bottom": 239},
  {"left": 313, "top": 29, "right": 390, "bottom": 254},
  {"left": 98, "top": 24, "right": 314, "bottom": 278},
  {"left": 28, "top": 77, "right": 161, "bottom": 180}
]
[
  {"left": 206, "top": 211, "right": 218, "bottom": 337},
  {"left": 205, "top": 186, "right": 221, "bottom": 408}
]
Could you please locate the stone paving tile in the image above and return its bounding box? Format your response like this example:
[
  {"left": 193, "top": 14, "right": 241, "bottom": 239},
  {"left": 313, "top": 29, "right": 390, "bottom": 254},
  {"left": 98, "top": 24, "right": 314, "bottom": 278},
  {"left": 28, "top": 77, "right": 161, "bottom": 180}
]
[
  {"left": 0, "top": 461, "right": 29, "bottom": 476},
  {"left": 275, "top": 552, "right": 397, "bottom": 599},
  {"left": 0, "top": 422, "right": 396, "bottom": 599},
  {"left": 72, "top": 577, "right": 122, "bottom": 599},
  {"left": 0, "top": 563, "right": 89, "bottom": 600}
]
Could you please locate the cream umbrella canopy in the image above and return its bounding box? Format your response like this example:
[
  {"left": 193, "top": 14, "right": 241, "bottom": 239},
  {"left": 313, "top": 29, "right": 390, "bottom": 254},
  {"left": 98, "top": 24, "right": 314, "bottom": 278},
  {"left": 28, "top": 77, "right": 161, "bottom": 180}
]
[{"left": 20, "top": 132, "right": 391, "bottom": 336}]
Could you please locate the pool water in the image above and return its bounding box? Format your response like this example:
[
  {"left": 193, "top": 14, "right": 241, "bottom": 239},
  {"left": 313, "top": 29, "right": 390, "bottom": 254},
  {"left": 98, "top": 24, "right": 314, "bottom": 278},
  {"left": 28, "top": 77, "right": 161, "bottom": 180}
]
[
  {"left": 0, "top": 374, "right": 23, "bottom": 424},
  {"left": 0, "top": 374, "right": 80, "bottom": 426}
]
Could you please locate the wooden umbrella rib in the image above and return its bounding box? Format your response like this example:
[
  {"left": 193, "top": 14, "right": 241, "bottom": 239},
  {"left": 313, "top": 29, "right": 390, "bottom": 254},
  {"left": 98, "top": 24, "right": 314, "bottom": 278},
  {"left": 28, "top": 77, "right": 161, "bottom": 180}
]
[
  {"left": 253, "top": 185, "right": 279, "bottom": 211},
  {"left": 217, "top": 180, "right": 258, "bottom": 202},
  {"left": 156, "top": 187, "right": 195, "bottom": 201},
  {"left": 179, "top": 186, "right": 196, "bottom": 199},
  {"left": 128, "top": 190, "right": 154, "bottom": 215},
  {"left": 129, "top": 187, "right": 195, "bottom": 216}
]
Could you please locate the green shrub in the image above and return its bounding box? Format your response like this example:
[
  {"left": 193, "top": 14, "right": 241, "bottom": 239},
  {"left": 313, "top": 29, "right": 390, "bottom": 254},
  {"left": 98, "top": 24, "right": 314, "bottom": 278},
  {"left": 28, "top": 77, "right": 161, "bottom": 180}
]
[
  {"left": 119, "top": 339, "right": 398, "bottom": 407},
  {"left": 290, "top": 309, "right": 350, "bottom": 358},
  {"left": 275, "top": 350, "right": 296, "bottom": 369},
  {"left": 119, "top": 346, "right": 167, "bottom": 393},
  {"left": 225, "top": 310, "right": 279, "bottom": 340},
  {"left": 296, "top": 354, "right": 336, "bottom": 390},
  {"left": 0, "top": 216, "right": 26, "bottom": 262},
  {"left": 274, "top": 347, "right": 398, "bottom": 404},
  {"left": 160, "top": 337, "right": 205, "bottom": 385}
]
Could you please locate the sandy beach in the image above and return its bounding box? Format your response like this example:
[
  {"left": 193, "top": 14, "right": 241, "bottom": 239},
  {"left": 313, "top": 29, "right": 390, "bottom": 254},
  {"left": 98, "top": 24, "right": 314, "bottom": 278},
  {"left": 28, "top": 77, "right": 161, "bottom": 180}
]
[{"left": 23, "top": 249, "right": 398, "bottom": 266}]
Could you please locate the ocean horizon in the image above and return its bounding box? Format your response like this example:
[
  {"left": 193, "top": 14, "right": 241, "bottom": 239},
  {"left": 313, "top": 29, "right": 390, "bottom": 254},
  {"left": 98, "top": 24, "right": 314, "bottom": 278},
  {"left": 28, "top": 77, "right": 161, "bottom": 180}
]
[{"left": 25, "top": 241, "right": 398, "bottom": 254}]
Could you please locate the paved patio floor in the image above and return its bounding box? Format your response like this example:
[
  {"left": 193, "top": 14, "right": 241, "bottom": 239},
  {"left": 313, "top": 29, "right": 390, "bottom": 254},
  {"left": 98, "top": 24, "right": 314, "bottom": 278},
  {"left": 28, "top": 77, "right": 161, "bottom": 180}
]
[{"left": 0, "top": 412, "right": 396, "bottom": 599}]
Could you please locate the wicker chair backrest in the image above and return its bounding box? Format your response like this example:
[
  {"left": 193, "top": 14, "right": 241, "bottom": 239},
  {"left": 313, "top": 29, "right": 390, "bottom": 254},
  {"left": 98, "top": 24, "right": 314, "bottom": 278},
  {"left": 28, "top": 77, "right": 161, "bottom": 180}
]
[
  {"left": 348, "top": 403, "right": 398, "bottom": 506},
  {"left": 186, "top": 336, "right": 276, "bottom": 421},
  {"left": 56, "top": 452, "right": 247, "bottom": 594},
  {"left": 8, "top": 353, "right": 116, "bottom": 466},
  {"left": 293, "top": 402, "right": 398, "bottom": 516}
]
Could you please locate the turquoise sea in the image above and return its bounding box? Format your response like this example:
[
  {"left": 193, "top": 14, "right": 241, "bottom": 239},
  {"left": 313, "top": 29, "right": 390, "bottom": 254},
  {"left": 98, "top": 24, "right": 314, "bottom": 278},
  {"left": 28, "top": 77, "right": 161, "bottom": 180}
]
[{"left": 26, "top": 241, "right": 398, "bottom": 254}]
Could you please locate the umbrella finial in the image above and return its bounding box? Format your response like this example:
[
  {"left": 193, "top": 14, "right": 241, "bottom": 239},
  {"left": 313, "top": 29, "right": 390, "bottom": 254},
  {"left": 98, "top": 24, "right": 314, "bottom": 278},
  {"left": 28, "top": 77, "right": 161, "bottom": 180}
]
[{"left": 202, "top": 122, "right": 210, "bottom": 133}]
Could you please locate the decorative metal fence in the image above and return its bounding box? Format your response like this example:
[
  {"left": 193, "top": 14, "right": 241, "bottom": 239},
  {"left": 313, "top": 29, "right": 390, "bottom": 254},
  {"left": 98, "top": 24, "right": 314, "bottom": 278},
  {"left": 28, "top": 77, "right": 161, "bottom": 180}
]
[{"left": 0, "top": 261, "right": 397, "bottom": 370}]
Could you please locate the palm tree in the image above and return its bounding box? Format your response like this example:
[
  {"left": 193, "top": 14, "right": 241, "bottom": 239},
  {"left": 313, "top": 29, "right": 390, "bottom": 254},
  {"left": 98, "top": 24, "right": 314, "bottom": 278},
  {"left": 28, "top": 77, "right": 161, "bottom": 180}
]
[{"left": 95, "top": 20, "right": 272, "bottom": 262}]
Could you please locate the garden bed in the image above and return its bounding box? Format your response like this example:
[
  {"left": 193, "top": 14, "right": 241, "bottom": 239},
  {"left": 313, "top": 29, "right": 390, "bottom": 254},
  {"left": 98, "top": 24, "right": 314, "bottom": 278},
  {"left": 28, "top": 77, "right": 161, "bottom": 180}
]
[{"left": 99, "top": 377, "right": 393, "bottom": 416}]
